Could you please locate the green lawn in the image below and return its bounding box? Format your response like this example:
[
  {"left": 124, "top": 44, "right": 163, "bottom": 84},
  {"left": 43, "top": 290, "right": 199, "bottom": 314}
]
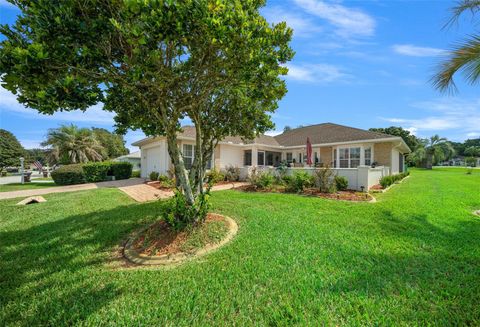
[
  {"left": 0, "top": 181, "right": 57, "bottom": 192},
  {"left": 1, "top": 168, "right": 479, "bottom": 325}
]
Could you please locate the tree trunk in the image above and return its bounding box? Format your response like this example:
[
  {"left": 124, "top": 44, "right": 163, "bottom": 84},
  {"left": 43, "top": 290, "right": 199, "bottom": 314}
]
[
  {"left": 165, "top": 131, "right": 195, "bottom": 205},
  {"left": 426, "top": 153, "right": 433, "bottom": 169}
]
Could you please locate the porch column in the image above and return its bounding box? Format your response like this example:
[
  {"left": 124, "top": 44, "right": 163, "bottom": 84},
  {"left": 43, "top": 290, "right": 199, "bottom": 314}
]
[
  {"left": 252, "top": 147, "right": 258, "bottom": 167},
  {"left": 335, "top": 146, "right": 340, "bottom": 168}
]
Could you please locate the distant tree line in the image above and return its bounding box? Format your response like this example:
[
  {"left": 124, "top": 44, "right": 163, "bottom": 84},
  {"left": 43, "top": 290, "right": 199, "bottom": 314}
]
[
  {"left": 0, "top": 125, "right": 129, "bottom": 171},
  {"left": 369, "top": 126, "right": 479, "bottom": 168}
]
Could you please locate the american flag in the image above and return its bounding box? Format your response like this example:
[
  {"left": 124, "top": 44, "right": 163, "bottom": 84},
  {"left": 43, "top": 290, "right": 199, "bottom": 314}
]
[{"left": 33, "top": 160, "right": 43, "bottom": 171}]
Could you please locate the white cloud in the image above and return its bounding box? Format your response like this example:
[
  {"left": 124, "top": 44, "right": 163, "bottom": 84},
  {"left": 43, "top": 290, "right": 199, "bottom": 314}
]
[
  {"left": 0, "top": 87, "right": 115, "bottom": 124},
  {"left": 381, "top": 98, "right": 480, "bottom": 138},
  {"left": 467, "top": 132, "right": 480, "bottom": 138},
  {"left": 265, "top": 130, "right": 283, "bottom": 137},
  {"left": 293, "top": 0, "right": 376, "bottom": 38},
  {"left": 286, "top": 63, "right": 349, "bottom": 83},
  {"left": 262, "top": 6, "right": 322, "bottom": 38},
  {"left": 392, "top": 44, "right": 446, "bottom": 57}
]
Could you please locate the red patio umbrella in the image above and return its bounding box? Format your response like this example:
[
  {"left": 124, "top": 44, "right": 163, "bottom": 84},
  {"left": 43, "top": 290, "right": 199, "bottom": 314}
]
[{"left": 306, "top": 137, "right": 313, "bottom": 166}]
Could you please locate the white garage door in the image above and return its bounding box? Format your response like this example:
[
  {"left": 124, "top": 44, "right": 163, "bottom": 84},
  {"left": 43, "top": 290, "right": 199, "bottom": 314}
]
[{"left": 146, "top": 146, "right": 162, "bottom": 176}]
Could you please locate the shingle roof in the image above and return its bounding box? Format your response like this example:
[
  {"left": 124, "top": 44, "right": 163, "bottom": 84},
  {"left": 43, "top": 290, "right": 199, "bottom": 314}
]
[
  {"left": 179, "top": 126, "right": 280, "bottom": 146},
  {"left": 273, "top": 123, "right": 397, "bottom": 146},
  {"left": 133, "top": 123, "right": 398, "bottom": 148}
]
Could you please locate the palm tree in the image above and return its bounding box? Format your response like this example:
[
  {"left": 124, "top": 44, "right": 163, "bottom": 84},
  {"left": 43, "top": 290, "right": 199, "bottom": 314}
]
[
  {"left": 409, "top": 135, "right": 455, "bottom": 169},
  {"left": 433, "top": 0, "right": 480, "bottom": 91},
  {"left": 41, "top": 124, "right": 104, "bottom": 164}
]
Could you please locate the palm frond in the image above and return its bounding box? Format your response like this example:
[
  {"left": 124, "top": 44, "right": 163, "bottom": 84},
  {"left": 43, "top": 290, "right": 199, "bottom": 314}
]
[
  {"left": 432, "top": 35, "right": 480, "bottom": 92},
  {"left": 444, "top": 0, "right": 480, "bottom": 28}
]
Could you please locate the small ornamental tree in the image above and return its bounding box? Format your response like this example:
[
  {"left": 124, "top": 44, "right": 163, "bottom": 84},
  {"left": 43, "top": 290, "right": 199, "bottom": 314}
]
[{"left": 0, "top": 0, "right": 293, "bottom": 225}]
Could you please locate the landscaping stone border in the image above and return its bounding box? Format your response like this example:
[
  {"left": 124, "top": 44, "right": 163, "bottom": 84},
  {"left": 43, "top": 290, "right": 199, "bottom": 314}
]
[{"left": 123, "top": 215, "right": 238, "bottom": 266}]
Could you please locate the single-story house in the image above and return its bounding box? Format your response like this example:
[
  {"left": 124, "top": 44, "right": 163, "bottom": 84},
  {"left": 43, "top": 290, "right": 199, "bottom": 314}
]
[
  {"left": 132, "top": 123, "right": 411, "bottom": 190},
  {"left": 114, "top": 151, "right": 141, "bottom": 171}
]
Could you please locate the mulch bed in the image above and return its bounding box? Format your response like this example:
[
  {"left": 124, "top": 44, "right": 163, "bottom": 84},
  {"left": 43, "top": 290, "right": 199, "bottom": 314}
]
[
  {"left": 369, "top": 184, "right": 383, "bottom": 190},
  {"left": 146, "top": 181, "right": 173, "bottom": 191},
  {"left": 238, "top": 185, "right": 371, "bottom": 202},
  {"left": 131, "top": 213, "right": 227, "bottom": 256}
]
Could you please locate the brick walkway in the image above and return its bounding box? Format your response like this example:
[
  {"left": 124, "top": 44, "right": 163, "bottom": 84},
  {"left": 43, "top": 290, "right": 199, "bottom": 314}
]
[
  {"left": 119, "top": 182, "right": 249, "bottom": 202},
  {"left": 1, "top": 179, "right": 248, "bottom": 202}
]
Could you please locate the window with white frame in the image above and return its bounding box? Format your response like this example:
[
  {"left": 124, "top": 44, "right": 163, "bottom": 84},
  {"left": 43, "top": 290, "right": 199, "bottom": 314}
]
[
  {"left": 334, "top": 149, "right": 337, "bottom": 167},
  {"left": 182, "top": 144, "right": 212, "bottom": 170},
  {"left": 338, "top": 147, "right": 361, "bottom": 168},
  {"left": 298, "top": 152, "right": 302, "bottom": 163},
  {"left": 350, "top": 147, "right": 360, "bottom": 168},
  {"left": 339, "top": 148, "right": 349, "bottom": 168},
  {"left": 364, "top": 147, "right": 372, "bottom": 166},
  {"left": 183, "top": 144, "right": 194, "bottom": 169}
]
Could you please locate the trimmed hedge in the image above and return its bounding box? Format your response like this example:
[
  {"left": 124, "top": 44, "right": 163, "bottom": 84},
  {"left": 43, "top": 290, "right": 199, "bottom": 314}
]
[
  {"left": 132, "top": 170, "right": 141, "bottom": 178},
  {"left": 380, "top": 171, "right": 410, "bottom": 189},
  {"left": 51, "top": 164, "right": 86, "bottom": 185},
  {"left": 83, "top": 162, "right": 110, "bottom": 182},
  {"left": 110, "top": 161, "right": 133, "bottom": 180}
]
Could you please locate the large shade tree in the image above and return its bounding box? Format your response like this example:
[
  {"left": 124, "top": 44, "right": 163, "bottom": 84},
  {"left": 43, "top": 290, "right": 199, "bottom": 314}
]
[
  {"left": 0, "top": 0, "right": 293, "bottom": 225},
  {"left": 92, "top": 127, "right": 129, "bottom": 159},
  {"left": 0, "top": 129, "right": 25, "bottom": 171},
  {"left": 41, "top": 125, "right": 104, "bottom": 164}
]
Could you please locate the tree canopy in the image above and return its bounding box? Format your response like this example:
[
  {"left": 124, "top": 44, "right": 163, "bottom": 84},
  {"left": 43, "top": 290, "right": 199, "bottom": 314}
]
[
  {"left": 92, "top": 128, "right": 129, "bottom": 159},
  {"left": 41, "top": 125, "right": 104, "bottom": 164},
  {"left": 0, "top": 0, "right": 293, "bottom": 225},
  {"left": 0, "top": 129, "right": 25, "bottom": 170},
  {"left": 369, "top": 126, "right": 419, "bottom": 150}
]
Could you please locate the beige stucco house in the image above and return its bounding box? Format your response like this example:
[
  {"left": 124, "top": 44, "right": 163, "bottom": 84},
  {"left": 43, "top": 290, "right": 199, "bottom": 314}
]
[{"left": 132, "top": 123, "right": 411, "bottom": 190}]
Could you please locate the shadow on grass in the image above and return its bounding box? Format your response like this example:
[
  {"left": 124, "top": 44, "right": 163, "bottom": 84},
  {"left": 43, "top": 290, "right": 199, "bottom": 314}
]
[{"left": 0, "top": 200, "right": 169, "bottom": 325}]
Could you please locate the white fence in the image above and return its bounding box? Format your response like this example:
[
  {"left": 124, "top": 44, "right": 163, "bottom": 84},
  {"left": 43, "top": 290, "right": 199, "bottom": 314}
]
[{"left": 237, "top": 165, "right": 390, "bottom": 191}]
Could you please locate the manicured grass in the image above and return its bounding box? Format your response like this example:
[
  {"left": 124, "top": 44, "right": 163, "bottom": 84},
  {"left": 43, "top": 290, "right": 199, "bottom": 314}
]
[
  {"left": 0, "top": 181, "right": 57, "bottom": 192},
  {"left": 0, "top": 168, "right": 479, "bottom": 325}
]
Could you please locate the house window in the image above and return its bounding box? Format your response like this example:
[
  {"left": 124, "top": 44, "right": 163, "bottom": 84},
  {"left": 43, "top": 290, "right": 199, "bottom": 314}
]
[
  {"left": 339, "top": 148, "right": 349, "bottom": 168},
  {"left": 258, "top": 151, "right": 265, "bottom": 166},
  {"left": 364, "top": 147, "right": 372, "bottom": 166},
  {"left": 334, "top": 149, "right": 337, "bottom": 167},
  {"left": 298, "top": 153, "right": 302, "bottom": 163},
  {"left": 244, "top": 150, "right": 252, "bottom": 166},
  {"left": 350, "top": 147, "right": 361, "bottom": 168},
  {"left": 314, "top": 152, "right": 319, "bottom": 164},
  {"left": 183, "top": 144, "right": 194, "bottom": 169},
  {"left": 182, "top": 144, "right": 212, "bottom": 170},
  {"left": 338, "top": 147, "right": 361, "bottom": 168},
  {"left": 286, "top": 152, "right": 293, "bottom": 163}
]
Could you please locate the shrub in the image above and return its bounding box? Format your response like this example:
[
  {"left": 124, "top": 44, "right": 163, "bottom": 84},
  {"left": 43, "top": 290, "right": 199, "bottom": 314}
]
[
  {"left": 111, "top": 161, "right": 133, "bottom": 180},
  {"left": 132, "top": 170, "right": 141, "bottom": 178},
  {"left": 149, "top": 171, "right": 159, "bottom": 181},
  {"left": 257, "top": 171, "right": 275, "bottom": 189},
  {"left": 165, "top": 190, "right": 210, "bottom": 230},
  {"left": 335, "top": 176, "right": 348, "bottom": 191},
  {"left": 224, "top": 165, "right": 240, "bottom": 182},
  {"left": 313, "top": 166, "right": 336, "bottom": 193},
  {"left": 158, "top": 174, "right": 175, "bottom": 188},
  {"left": 82, "top": 162, "right": 110, "bottom": 182},
  {"left": 51, "top": 164, "right": 86, "bottom": 185},
  {"left": 380, "top": 175, "right": 393, "bottom": 188},
  {"left": 206, "top": 169, "right": 225, "bottom": 184},
  {"left": 286, "top": 171, "right": 314, "bottom": 193}
]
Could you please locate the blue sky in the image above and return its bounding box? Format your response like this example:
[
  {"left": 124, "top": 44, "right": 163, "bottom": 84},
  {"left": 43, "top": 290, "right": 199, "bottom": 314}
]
[{"left": 1, "top": 0, "right": 479, "bottom": 152}]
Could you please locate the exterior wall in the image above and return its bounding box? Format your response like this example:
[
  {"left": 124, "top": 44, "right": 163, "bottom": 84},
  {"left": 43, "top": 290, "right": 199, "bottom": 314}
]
[
  {"left": 391, "top": 148, "right": 400, "bottom": 174},
  {"left": 218, "top": 144, "right": 244, "bottom": 169},
  {"left": 374, "top": 142, "right": 393, "bottom": 167},
  {"left": 319, "top": 147, "right": 333, "bottom": 166}
]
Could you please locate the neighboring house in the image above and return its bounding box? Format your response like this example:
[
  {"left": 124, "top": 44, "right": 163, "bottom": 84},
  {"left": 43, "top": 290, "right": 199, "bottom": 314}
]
[
  {"left": 132, "top": 123, "right": 411, "bottom": 190},
  {"left": 114, "top": 151, "right": 141, "bottom": 171}
]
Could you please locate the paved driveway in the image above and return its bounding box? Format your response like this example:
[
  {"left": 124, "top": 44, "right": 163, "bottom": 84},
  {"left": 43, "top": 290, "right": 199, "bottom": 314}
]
[{"left": 0, "top": 178, "right": 147, "bottom": 200}]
